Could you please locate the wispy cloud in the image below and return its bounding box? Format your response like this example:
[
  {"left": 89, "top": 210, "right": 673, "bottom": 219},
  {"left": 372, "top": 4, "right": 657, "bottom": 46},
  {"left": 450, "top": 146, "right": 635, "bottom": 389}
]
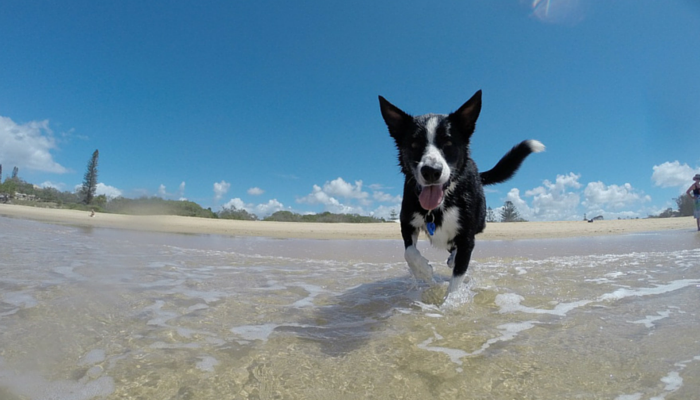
[
  {"left": 213, "top": 180, "right": 230, "bottom": 201},
  {"left": 0, "top": 116, "right": 67, "bottom": 173},
  {"left": 247, "top": 187, "right": 265, "bottom": 196}
]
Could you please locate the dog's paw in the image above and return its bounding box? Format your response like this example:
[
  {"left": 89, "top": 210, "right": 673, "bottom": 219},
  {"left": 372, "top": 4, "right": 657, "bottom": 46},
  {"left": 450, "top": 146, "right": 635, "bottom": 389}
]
[{"left": 404, "top": 246, "right": 434, "bottom": 283}]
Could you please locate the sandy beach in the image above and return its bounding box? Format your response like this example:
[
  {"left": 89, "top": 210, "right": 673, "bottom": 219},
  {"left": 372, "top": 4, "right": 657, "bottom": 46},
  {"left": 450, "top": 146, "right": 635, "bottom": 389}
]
[{"left": 1, "top": 203, "right": 695, "bottom": 240}]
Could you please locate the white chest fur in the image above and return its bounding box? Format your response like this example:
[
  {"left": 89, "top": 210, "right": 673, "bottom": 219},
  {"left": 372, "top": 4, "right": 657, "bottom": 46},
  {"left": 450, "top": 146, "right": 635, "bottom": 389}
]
[{"left": 411, "top": 207, "right": 461, "bottom": 249}]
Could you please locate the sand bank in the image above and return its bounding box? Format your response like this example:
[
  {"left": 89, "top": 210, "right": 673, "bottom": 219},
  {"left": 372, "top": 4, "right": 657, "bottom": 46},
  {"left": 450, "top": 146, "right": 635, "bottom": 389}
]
[{"left": 0, "top": 204, "right": 695, "bottom": 241}]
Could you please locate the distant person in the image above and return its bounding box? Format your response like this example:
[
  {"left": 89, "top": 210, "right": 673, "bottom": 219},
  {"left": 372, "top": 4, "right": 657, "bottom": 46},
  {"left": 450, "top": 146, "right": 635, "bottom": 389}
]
[
  {"left": 90, "top": 209, "right": 96, "bottom": 218},
  {"left": 686, "top": 174, "right": 700, "bottom": 231}
]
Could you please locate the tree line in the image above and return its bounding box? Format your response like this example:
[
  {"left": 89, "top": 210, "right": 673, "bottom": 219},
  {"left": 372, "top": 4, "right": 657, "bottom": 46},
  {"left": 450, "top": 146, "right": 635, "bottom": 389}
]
[
  {"left": 1, "top": 150, "right": 695, "bottom": 221},
  {"left": 0, "top": 150, "right": 387, "bottom": 223},
  {"left": 218, "top": 208, "right": 385, "bottom": 223}
]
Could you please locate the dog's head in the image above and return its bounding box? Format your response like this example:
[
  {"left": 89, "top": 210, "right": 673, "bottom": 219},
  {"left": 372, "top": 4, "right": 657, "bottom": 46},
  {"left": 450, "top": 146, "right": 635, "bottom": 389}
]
[{"left": 379, "top": 90, "right": 482, "bottom": 211}]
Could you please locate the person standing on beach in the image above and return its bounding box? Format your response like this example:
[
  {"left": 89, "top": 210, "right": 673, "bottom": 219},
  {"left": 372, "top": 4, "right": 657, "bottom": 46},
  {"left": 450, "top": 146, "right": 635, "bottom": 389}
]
[{"left": 686, "top": 174, "right": 700, "bottom": 231}]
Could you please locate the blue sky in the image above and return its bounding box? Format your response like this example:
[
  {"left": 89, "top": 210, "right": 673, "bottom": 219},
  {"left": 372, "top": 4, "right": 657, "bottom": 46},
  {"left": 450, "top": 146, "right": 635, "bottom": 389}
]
[{"left": 1, "top": 0, "right": 699, "bottom": 221}]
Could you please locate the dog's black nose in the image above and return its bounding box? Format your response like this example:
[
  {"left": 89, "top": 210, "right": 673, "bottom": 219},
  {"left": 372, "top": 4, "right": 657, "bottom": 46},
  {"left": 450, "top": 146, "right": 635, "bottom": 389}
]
[{"left": 420, "top": 165, "right": 443, "bottom": 183}]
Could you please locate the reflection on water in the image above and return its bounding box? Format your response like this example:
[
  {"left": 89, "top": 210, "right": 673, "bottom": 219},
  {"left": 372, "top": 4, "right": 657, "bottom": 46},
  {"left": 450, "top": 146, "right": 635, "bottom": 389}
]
[{"left": 1, "top": 216, "right": 700, "bottom": 399}]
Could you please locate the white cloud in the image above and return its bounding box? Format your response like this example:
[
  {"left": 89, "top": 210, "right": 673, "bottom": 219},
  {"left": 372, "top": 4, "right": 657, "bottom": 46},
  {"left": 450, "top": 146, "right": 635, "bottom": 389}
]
[
  {"left": 178, "top": 182, "right": 186, "bottom": 197},
  {"left": 516, "top": 173, "right": 582, "bottom": 221},
  {"left": 499, "top": 172, "right": 652, "bottom": 221},
  {"left": 373, "top": 191, "right": 402, "bottom": 203},
  {"left": 223, "top": 198, "right": 246, "bottom": 210},
  {"left": 371, "top": 205, "right": 402, "bottom": 220},
  {"left": 254, "top": 199, "right": 285, "bottom": 216},
  {"left": 324, "top": 177, "right": 370, "bottom": 202},
  {"left": 298, "top": 184, "right": 338, "bottom": 206},
  {"left": 0, "top": 116, "right": 67, "bottom": 173},
  {"left": 297, "top": 177, "right": 402, "bottom": 217},
  {"left": 73, "top": 182, "right": 122, "bottom": 199},
  {"left": 213, "top": 180, "right": 230, "bottom": 201},
  {"left": 582, "top": 182, "right": 650, "bottom": 212},
  {"left": 157, "top": 182, "right": 186, "bottom": 199},
  {"left": 222, "top": 197, "right": 286, "bottom": 217},
  {"left": 96, "top": 183, "right": 122, "bottom": 199},
  {"left": 298, "top": 177, "right": 368, "bottom": 206},
  {"left": 247, "top": 187, "right": 265, "bottom": 196},
  {"left": 297, "top": 184, "right": 365, "bottom": 214},
  {"left": 652, "top": 161, "right": 700, "bottom": 189},
  {"left": 503, "top": 188, "right": 535, "bottom": 220},
  {"left": 39, "top": 181, "right": 66, "bottom": 191}
]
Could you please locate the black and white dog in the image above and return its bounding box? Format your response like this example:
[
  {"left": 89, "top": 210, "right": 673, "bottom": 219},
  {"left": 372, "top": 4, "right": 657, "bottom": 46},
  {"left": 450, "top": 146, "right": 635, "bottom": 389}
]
[{"left": 379, "top": 90, "right": 544, "bottom": 296}]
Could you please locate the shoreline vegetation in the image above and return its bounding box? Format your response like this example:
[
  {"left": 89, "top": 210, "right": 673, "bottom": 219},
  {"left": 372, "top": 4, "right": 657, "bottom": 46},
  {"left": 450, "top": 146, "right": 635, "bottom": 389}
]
[
  {"left": 1, "top": 204, "right": 695, "bottom": 241},
  {"left": 0, "top": 176, "right": 387, "bottom": 223},
  {"left": 1, "top": 175, "right": 697, "bottom": 240}
]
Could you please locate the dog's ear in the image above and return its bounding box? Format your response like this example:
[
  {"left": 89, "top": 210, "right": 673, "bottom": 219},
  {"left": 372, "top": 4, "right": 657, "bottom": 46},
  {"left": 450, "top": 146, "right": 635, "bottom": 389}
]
[
  {"left": 379, "top": 96, "right": 412, "bottom": 138},
  {"left": 450, "top": 90, "right": 482, "bottom": 135}
]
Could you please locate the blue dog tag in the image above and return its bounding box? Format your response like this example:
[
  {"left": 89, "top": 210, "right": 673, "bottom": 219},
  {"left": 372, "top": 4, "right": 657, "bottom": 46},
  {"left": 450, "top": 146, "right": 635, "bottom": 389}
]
[{"left": 426, "top": 222, "right": 436, "bottom": 236}]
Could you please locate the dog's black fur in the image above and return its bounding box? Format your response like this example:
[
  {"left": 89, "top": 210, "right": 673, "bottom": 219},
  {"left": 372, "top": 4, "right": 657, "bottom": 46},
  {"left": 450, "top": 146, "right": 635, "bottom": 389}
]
[{"left": 379, "top": 90, "right": 544, "bottom": 295}]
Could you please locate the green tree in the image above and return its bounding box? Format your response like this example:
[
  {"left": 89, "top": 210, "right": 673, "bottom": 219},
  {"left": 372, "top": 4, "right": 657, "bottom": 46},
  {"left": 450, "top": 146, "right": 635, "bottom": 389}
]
[
  {"left": 218, "top": 205, "right": 258, "bottom": 220},
  {"left": 500, "top": 201, "right": 526, "bottom": 222},
  {"left": 81, "top": 150, "right": 99, "bottom": 205},
  {"left": 675, "top": 195, "right": 694, "bottom": 217},
  {"left": 93, "top": 194, "right": 108, "bottom": 209},
  {"left": 264, "top": 210, "right": 301, "bottom": 222},
  {"left": 389, "top": 209, "right": 398, "bottom": 220}
]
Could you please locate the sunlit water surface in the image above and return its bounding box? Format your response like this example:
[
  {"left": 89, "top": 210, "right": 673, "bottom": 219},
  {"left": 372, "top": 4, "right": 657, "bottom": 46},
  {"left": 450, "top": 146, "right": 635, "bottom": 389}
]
[{"left": 1, "top": 216, "right": 700, "bottom": 399}]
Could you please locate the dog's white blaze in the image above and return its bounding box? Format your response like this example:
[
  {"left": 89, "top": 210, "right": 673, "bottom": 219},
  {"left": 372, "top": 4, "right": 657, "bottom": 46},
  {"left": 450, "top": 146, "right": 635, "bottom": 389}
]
[
  {"left": 414, "top": 116, "right": 451, "bottom": 187},
  {"left": 425, "top": 116, "right": 439, "bottom": 144}
]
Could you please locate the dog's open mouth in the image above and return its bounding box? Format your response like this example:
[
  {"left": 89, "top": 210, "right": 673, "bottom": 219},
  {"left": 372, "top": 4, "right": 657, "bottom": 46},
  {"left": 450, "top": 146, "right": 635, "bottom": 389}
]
[{"left": 418, "top": 182, "right": 448, "bottom": 210}]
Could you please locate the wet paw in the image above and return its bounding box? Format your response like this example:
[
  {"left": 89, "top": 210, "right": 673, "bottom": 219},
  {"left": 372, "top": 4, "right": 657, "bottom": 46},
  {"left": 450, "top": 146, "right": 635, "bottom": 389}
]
[{"left": 405, "top": 246, "right": 434, "bottom": 283}]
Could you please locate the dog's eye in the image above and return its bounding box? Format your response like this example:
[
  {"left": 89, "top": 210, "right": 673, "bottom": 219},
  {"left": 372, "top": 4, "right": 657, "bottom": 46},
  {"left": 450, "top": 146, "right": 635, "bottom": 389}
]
[
  {"left": 444, "top": 141, "right": 452, "bottom": 147},
  {"left": 411, "top": 142, "right": 419, "bottom": 149}
]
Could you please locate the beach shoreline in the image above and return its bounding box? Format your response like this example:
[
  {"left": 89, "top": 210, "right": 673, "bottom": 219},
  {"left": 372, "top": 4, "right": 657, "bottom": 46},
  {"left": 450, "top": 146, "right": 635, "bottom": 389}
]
[{"left": 0, "top": 203, "right": 695, "bottom": 241}]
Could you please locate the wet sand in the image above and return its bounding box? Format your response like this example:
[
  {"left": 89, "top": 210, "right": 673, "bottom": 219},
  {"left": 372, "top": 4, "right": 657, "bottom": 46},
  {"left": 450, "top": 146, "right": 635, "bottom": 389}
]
[{"left": 0, "top": 203, "right": 695, "bottom": 240}]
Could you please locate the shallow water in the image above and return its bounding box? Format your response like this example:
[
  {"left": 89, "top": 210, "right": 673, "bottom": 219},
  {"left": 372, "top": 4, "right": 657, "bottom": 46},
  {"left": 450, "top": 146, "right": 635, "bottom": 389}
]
[{"left": 1, "top": 216, "right": 700, "bottom": 400}]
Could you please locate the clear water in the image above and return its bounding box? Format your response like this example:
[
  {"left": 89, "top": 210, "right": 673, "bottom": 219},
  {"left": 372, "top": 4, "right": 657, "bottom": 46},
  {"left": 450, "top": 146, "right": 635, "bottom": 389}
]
[{"left": 1, "top": 216, "right": 700, "bottom": 399}]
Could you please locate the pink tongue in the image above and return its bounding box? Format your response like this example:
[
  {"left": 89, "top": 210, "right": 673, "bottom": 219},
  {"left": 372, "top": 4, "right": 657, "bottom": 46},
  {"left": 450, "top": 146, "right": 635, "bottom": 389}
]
[{"left": 419, "top": 185, "right": 444, "bottom": 210}]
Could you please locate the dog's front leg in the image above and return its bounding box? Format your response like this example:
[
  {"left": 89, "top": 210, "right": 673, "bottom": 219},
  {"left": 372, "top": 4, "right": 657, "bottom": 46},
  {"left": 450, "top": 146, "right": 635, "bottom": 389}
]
[
  {"left": 447, "top": 236, "right": 475, "bottom": 294},
  {"left": 405, "top": 245, "right": 435, "bottom": 283},
  {"left": 402, "top": 227, "right": 434, "bottom": 284}
]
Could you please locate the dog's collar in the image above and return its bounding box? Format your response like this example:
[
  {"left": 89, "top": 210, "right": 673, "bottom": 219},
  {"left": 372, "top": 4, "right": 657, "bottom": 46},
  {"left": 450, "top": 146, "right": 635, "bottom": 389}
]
[{"left": 425, "top": 211, "right": 436, "bottom": 236}]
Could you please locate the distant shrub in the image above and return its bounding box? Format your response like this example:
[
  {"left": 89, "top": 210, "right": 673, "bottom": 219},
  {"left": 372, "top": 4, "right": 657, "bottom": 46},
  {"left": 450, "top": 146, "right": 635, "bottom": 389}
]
[
  {"left": 218, "top": 206, "right": 258, "bottom": 221},
  {"left": 264, "top": 210, "right": 384, "bottom": 223}
]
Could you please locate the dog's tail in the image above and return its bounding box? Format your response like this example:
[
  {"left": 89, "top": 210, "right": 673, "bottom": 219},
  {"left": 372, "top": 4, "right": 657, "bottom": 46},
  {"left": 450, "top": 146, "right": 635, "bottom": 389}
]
[{"left": 480, "top": 140, "right": 545, "bottom": 186}]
